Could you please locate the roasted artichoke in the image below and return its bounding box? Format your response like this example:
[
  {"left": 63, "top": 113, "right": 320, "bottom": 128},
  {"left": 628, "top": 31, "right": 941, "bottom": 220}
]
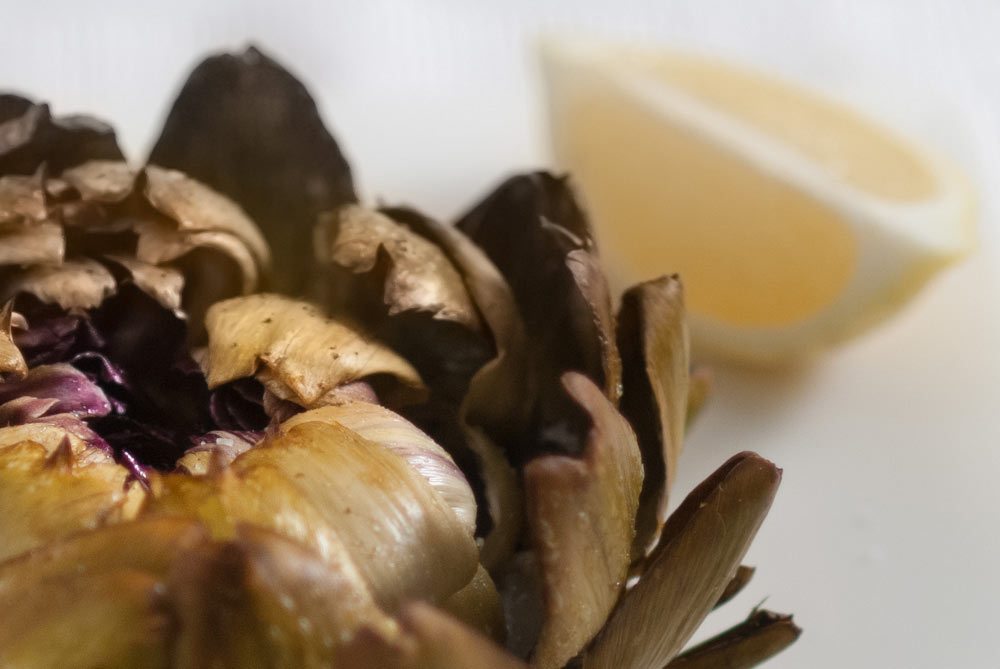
[{"left": 0, "top": 48, "right": 799, "bottom": 668}]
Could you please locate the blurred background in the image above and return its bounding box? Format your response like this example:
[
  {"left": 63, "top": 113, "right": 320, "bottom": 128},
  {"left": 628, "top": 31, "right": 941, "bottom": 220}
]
[{"left": 3, "top": 1, "right": 998, "bottom": 666}]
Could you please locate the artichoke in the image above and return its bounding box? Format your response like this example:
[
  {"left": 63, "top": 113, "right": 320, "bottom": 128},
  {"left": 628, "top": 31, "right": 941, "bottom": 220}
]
[{"left": 0, "top": 48, "right": 799, "bottom": 668}]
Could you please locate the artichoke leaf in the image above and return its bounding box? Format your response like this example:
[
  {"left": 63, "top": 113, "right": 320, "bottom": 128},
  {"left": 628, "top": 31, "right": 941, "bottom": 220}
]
[
  {"left": 456, "top": 171, "right": 621, "bottom": 460},
  {"left": 0, "top": 301, "right": 26, "bottom": 380},
  {"left": 0, "top": 220, "right": 64, "bottom": 267},
  {"left": 0, "top": 172, "right": 47, "bottom": 226},
  {"left": 317, "top": 205, "right": 490, "bottom": 401},
  {"left": 666, "top": 609, "right": 801, "bottom": 669},
  {"left": 0, "top": 570, "right": 172, "bottom": 668},
  {"left": 524, "top": 371, "right": 643, "bottom": 669},
  {"left": 583, "top": 453, "right": 782, "bottom": 669},
  {"left": 167, "top": 524, "right": 399, "bottom": 669},
  {"left": 340, "top": 602, "right": 527, "bottom": 669},
  {"left": 282, "top": 403, "right": 477, "bottom": 536},
  {"left": 104, "top": 255, "right": 185, "bottom": 312},
  {"left": 59, "top": 159, "right": 136, "bottom": 204},
  {"left": 400, "top": 210, "right": 528, "bottom": 569},
  {"left": 142, "top": 165, "right": 270, "bottom": 270},
  {"left": 1, "top": 258, "right": 115, "bottom": 311},
  {"left": 203, "top": 293, "right": 426, "bottom": 408},
  {"left": 715, "top": 565, "right": 756, "bottom": 609},
  {"left": 148, "top": 46, "right": 357, "bottom": 295},
  {"left": 0, "top": 97, "right": 122, "bottom": 176},
  {"left": 148, "top": 419, "right": 479, "bottom": 611},
  {"left": 617, "top": 276, "right": 690, "bottom": 558},
  {"left": 0, "top": 440, "right": 144, "bottom": 562},
  {"left": 441, "top": 564, "right": 506, "bottom": 643}
]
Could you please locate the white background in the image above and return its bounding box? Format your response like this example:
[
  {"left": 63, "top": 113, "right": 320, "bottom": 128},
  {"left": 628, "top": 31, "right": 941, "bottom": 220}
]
[{"left": 3, "top": 1, "right": 999, "bottom": 667}]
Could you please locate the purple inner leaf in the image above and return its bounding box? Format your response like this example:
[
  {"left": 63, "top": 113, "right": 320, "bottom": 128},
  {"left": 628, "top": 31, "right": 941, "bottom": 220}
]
[{"left": 10, "top": 283, "right": 270, "bottom": 470}]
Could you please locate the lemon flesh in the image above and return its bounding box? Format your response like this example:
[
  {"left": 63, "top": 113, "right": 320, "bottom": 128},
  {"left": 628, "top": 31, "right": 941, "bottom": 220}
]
[{"left": 543, "top": 40, "right": 974, "bottom": 362}]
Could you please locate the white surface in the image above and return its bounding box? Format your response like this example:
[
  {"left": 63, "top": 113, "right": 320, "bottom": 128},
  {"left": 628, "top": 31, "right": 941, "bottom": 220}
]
[{"left": 3, "top": 2, "right": 999, "bottom": 667}]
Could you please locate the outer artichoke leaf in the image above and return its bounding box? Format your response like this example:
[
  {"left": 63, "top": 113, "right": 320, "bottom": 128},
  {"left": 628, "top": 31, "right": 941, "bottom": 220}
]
[
  {"left": 616, "top": 275, "right": 690, "bottom": 557},
  {"left": 399, "top": 601, "right": 527, "bottom": 669},
  {"left": 665, "top": 609, "right": 801, "bottom": 669},
  {"left": 282, "top": 403, "right": 477, "bottom": 536},
  {"left": 339, "top": 602, "right": 527, "bottom": 669},
  {"left": 0, "top": 440, "right": 144, "bottom": 562},
  {"left": 524, "top": 372, "right": 643, "bottom": 669},
  {"left": 0, "top": 570, "right": 172, "bottom": 669},
  {"left": 0, "top": 97, "right": 122, "bottom": 176},
  {"left": 715, "top": 565, "right": 756, "bottom": 609},
  {"left": 203, "top": 293, "right": 426, "bottom": 408},
  {"left": 59, "top": 159, "right": 136, "bottom": 204},
  {"left": 148, "top": 46, "right": 357, "bottom": 295},
  {"left": 247, "top": 420, "right": 480, "bottom": 609},
  {"left": 148, "top": 419, "right": 479, "bottom": 611},
  {"left": 583, "top": 453, "right": 782, "bottom": 669}
]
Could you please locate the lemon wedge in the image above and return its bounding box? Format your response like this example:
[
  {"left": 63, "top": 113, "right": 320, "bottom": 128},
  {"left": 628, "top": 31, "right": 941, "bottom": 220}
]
[{"left": 541, "top": 39, "right": 974, "bottom": 363}]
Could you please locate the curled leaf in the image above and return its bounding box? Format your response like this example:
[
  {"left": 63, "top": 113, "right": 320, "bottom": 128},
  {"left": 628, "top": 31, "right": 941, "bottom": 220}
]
[
  {"left": 147, "top": 418, "right": 479, "bottom": 611},
  {"left": 584, "top": 453, "right": 782, "bottom": 669},
  {"left": 0, "top": 440, "right": 144, "bottom": 562},
  {"left": 666, "top": 609, "right": 801, "bottom": 669},
  {"left": 149, "top": 46, "right": 357, "bottom": 295},
  {"left": 0, "top": 302, "right": 26, "bottom": 380},
  {"left": 316, "top": 205, "right": 490, "bottom": 401},
  {"left": 524, "top": 372, "right": 643, "bottom": 669},
  {"left": 282, "top": 402, "right": 477, "bottom": 536},
  {"left": 616, "top": 275, "right": 690, "bottom": 557},
  {"left": 203, "top": 293, "right": 426, "bottom": 408},
  {"left": 1, "top": 258, "right": 115, "bottom": 311},
  {"left": 398, "top": 212, "right": 527, "bottom": 568},
  {"left": 456, "top": 171, "right": 619, "bottom": 460}
]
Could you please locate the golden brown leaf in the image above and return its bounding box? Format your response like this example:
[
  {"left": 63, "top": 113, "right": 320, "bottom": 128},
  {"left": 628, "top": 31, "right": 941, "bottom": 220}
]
[
  {"left": 147, "top": 419, "right": 478, "bottom": 611},
  {"left": 203, "top": 293, "right": 426, "bottom": 408},
  {"left": 0, "top": 302, "right": 26, "bottom": 380},
  {"left": 584, "top": 453, "right": 782, "bottom": 669},
  {"left": 524, "top": 372, "right": 643, "bottom": 669},
  {"left": 1, "top": 258, "right": 115, "bottom": 310},
  {"left": 282, "top": 403, "right": 477, "bottom": 536},
  {"left": 0, "top": 440, "right": 144, "bottom": 562}
]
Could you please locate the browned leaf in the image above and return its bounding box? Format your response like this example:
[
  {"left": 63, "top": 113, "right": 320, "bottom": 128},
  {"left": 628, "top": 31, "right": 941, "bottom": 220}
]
[
  {"left": 0, "top": 301, "right": 26, "bottom": 380},
  {"left": 316, "top": 205, "right": 490, "bottom": 401},
  {"left": 616, "top": 275, "right": 690, "bottom": 558},
  {"left": 715, "top": 565, "right": 756, "bottom": 609},
  {"left": 456, "top": 172, "right": 619, "bottom": 461},
  {"left": 666, "top": 609, "right": 801, "bottom": 669},
  {"left": 203, "top": 293, "right": 426, "bottom": 408},
  {"left": 148, "top": 46, "right": 357, "bottom": 295},
  {"left": 395, "top": 211, "right": 529, "bottom": 568},
  {"left": 524, "top": 372, "right": 643, "bottom": 669},
  {"left": 584, "top": 452, "right": 782, "bottom": 669},
  {"left": 0, "top": 96, "right": 122, "bottom": 176}
]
